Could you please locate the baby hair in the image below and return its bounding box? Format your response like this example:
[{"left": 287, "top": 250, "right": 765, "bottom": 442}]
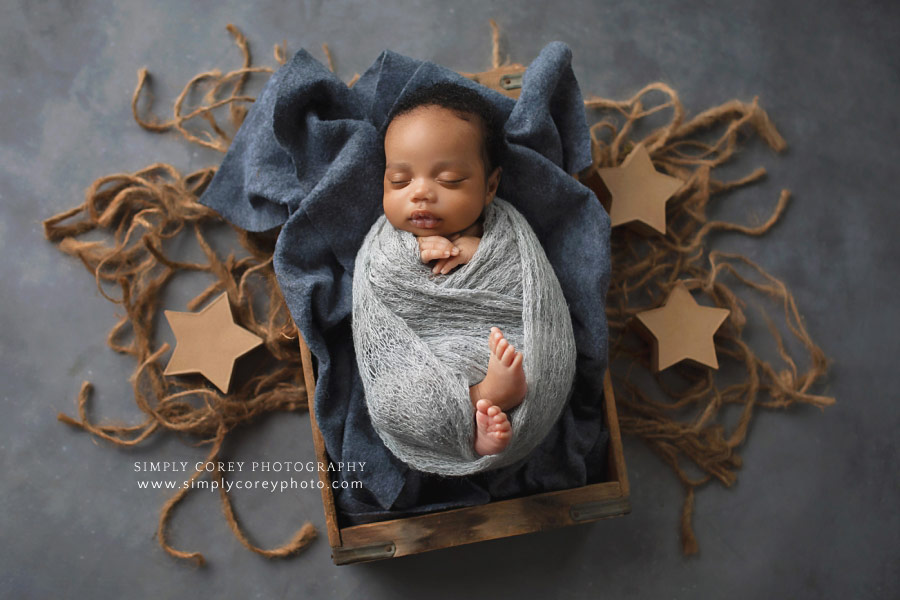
[{"left": 386, "top": 82, "right": 503, "bottom": 175}]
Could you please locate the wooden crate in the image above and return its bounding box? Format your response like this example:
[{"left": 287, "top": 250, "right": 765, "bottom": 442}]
[{"left": 297, "top": 333, "right": 630, "bottom": 565}]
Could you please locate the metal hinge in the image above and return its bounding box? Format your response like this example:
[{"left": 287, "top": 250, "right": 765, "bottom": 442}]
[
  {"left": 499, "top": 72, "right": 523, "bottom": 91},
  {"left": 332, "top": 541, "right": 397, "bottom": 565},
  {"left": 570, "top": 498, "right": 632, "bottom": 522}
]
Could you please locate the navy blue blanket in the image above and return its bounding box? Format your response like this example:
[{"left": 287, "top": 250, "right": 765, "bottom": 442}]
[{"left": 199, "top": 42, "right": 611, "bottom": 523}]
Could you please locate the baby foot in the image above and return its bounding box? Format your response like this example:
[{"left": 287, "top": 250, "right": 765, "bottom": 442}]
[
  {"left": 474, "top": 399, "right": 512, "bottom": 456},
  {"left": 469, "top": 327, "right": 527, "bottom": 412}
]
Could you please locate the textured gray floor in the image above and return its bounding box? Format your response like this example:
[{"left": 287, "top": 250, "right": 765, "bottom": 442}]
[{"left": 2, "top": 1, "right": 898, "bottom": 598}]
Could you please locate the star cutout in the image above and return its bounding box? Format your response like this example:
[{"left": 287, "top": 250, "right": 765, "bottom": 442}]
[
  {"left": 163, "top": 292, "right": 263, "bottom": 393},
  {"left": 597, "top": 143, "right": 684, "bottom": 235},
  {"left": 634, "top": 282, "right": 730, "bottom": 372}
]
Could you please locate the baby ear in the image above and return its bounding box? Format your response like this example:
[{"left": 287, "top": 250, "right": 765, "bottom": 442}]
[{"left": 485, "top": 167, "right": 502, "bottom": 203}]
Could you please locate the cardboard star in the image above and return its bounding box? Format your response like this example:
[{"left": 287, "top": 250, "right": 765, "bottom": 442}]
[
  {"left": 634, "top": 282, "right": 730, "bottom": 372},
  {"left": 163, "top": 292, "right": 263, "bottom": 393},
  {"left": 597, "top": 143, "right": 684, "bottom": 235}
]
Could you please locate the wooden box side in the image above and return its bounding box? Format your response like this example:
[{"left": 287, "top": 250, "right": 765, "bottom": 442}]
[
  {"left": 603, "top": 370, "right": 629, "bottom": 496},
  {"left": 297, "top": 332, "right": 342, "bottom": 549},
  {"left": 336, "top": 480, "right": 627, "bottom": 563}
]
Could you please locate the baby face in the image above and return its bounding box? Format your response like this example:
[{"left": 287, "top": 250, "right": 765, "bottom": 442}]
[{"left": 383, "top": 105, "right": 500, "bottom": 237}]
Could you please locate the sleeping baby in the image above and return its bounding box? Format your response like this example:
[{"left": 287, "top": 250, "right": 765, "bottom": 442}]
[{"left": 352, "top": 82, "right": 577, "bottom": 475}]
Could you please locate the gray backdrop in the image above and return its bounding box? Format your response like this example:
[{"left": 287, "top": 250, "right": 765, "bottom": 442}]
[{"left": 1, "top": 1, "right": 897, "bottom": 598}]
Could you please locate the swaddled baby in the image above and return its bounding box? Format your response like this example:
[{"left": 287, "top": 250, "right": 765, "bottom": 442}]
[{"left": 352, "top": 82, "right": 577, "bottom": 473}]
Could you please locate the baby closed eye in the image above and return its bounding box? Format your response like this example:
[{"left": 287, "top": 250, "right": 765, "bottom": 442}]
[{"left": 386, "top": 177, "right": 466, "bottom": 186}]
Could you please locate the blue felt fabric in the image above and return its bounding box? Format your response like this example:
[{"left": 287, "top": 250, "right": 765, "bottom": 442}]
[{"left": 199, "top": 42, "right": 611, "bottom": 523}]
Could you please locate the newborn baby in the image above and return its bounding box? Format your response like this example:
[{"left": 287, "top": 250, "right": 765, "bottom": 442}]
[
  {"left": 381, "top": 83, "right": 526, "bottom": 456},
  {"left": 352, "top": 81, "right": 577, "bottom": 474}
]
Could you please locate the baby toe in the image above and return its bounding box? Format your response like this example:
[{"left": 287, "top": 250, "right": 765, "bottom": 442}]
[
  {"left": 501, "top": 344, "right": 516, "bottom": 365},
  {"left": 488, "top": 420, "right": 507, "bottom": 433},
  {"left": 489, "top": 327, "right": 500, "bottom": 350}
]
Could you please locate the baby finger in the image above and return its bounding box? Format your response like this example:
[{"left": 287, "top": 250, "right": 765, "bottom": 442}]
[
  {"left": 432, "top": 258, "right": 450, "bottom": 274},
  {"left": 421, "top": 248, "right": 451, "bottom": 262},
  {"left": 439, "top": 256, "right": 465, "bottom": 274}
]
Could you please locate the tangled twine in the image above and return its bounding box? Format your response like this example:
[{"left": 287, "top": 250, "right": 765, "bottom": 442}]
[
  {"left": 584, "top": 86, "right": 834, "bottom": 553},
  {"left": 44, "top": 22, "right": 833, "bottom": 563},
  {"left": 44, "top": 27, "right": 314, "bottom": 566}
]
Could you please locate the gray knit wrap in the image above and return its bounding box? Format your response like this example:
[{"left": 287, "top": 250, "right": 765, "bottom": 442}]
[{"left": 351, "top": 198, "right": 577, "bottom": 476}]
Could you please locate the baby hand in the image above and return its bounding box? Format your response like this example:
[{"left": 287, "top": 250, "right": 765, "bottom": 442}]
[
  {"left": 430, "top": 235, "right": 480, "bottom": 275},
  {"left": 418, "top": 236, "right": 460, "bottom": 265}
]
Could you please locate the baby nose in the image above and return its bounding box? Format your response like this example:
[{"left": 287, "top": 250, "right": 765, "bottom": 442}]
[{"left": 410, "top": 179, "right": 436, "bottom": 202}]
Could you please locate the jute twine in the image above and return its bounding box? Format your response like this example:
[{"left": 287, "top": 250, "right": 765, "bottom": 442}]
[
  {"left": 585, "top": 86, "right": 835, "bottom": 552},
  {"left": 44, "top": 23, "right": 833, "bottom": 563},
  {"left": 44, "top": 26, "right": 314, "bottom": 566}
]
